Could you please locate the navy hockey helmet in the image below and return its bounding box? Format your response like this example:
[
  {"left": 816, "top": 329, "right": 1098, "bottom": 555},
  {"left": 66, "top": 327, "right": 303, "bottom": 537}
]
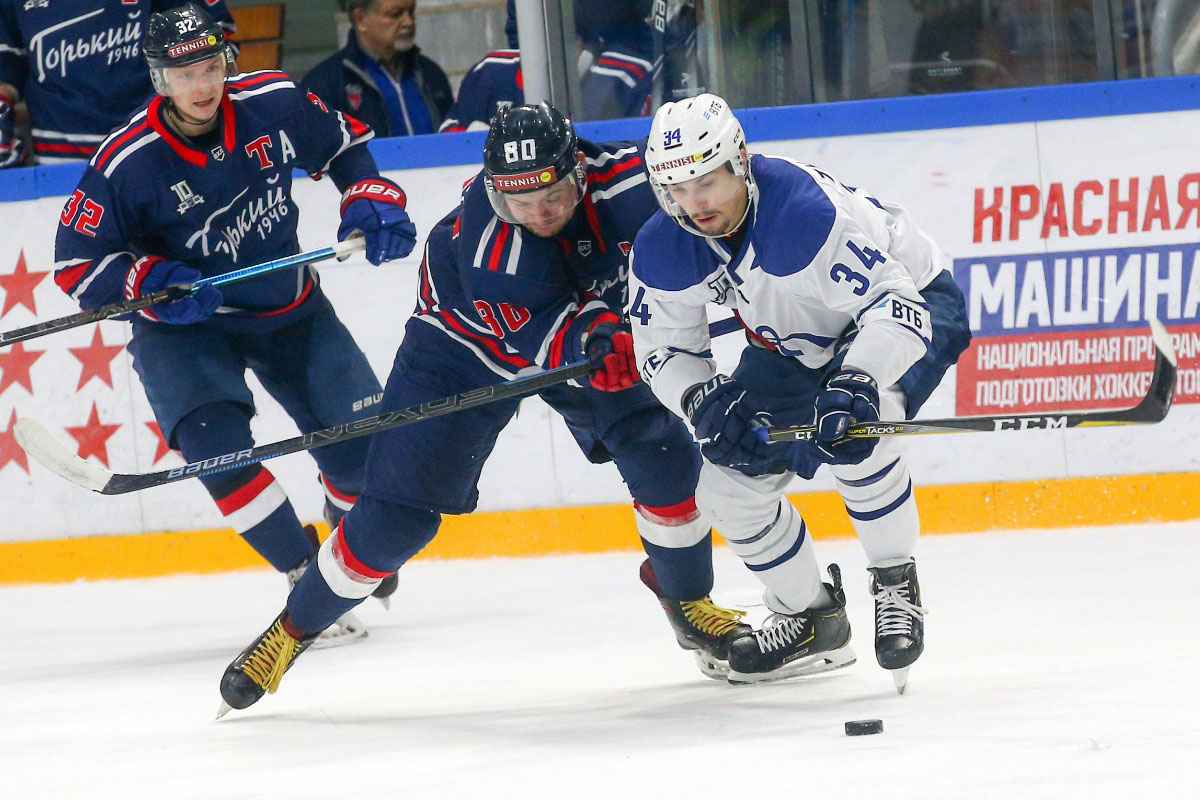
[
  {"left": 144, "top": 3, "right": 235, "bottom": 94},
  {"left": 482, "top": 101, "right": 587, "bottom": 225}
]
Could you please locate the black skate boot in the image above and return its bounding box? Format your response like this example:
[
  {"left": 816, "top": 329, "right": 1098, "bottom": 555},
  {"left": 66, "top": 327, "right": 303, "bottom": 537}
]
[
  {"left": 323, "top": 505, "right": 399, "bottom": 610},
  {"left": 288, "top": 525, "right": 368, "bottom": 649},
  {"left": 868, "top": 557, "right": 926, "bottom": 694},
  {"left": 726, "top": 564, "right": 856, "bottom": 684},
  {"left": 639, "top": 559, "right": 751, "bottom": 680},
  {"left": 217, "top": 611, "right": 317, "bottom": 718}
]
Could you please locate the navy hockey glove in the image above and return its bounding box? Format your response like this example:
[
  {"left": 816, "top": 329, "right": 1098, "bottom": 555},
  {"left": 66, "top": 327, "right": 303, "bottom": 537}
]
[
  {"left": 812, "top": 367, "right": 880, "bottom": 465},
  {"left": 581, "top": 311, "right": 640, "bottom": 391},
  {"left": 125, "top": 256, "right": 222, "bottom": 325},
  {"left": 0, "top": 97, "right": 24, "bottom": 169},
  {"left": 685, "top": 375, "right": 778, "bottom": 472},
  {"left": 338, "top": 177, "right": 418, "bottom": 265}
]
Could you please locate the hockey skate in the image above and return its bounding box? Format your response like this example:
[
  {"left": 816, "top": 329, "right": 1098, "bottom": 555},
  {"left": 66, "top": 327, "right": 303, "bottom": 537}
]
[
  {"left": 639, "top": 559, "right": 751, "bottom": 680},
  {"left": 868, "top": 557, "right": 926, "bottom": 694},
  {"left": 217, "top": 611, "right": 316, "bottom": 718},
  {"left": 288, "top": 525, "right": 368, "bottom": 649},
  {"left": 726, "top": 564, "right": 856, "bottom": 684},
  {"left": 322, "top": 508, "right": 400, "bottom": 610}
]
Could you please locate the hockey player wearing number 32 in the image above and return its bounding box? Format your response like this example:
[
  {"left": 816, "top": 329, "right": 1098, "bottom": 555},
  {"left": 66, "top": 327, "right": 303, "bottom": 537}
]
[
  {"left": 629, "top": 94, "right": 972, "bottom": 691},
  {"left": 53, "top": 4, "right": 418, "bottom": 645},
  {"left": 216, "top": 101, "right": 761, "bottom": 716}
]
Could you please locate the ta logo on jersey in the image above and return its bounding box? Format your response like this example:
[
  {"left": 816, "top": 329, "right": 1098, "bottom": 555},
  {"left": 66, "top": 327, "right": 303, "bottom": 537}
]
[
  {"left": 170, "top": 181, "right": 204, "bottom": 214},
  {"left": 617, "top": 241, "right": 631, "bottom": 256},
  {"left": 577, "top": 240, "right": 592, "bottom": 257},
  {"left": 346, "top": 84, "right": 363, "bottom": 111}
]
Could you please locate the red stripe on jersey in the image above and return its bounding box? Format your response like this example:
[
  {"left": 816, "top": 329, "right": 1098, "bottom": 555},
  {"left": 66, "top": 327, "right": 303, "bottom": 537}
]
[
  {"left": 94, "top": 120, "right": 150, "bottom": 171},
  {"left": 484, "top": 50, "right": 520, "bottom": 61},
  {"left": 333, "top": 520, "right": 393, "bottom": 580},
  {"left": 221, "top": 93, "right": 236, "bottom": 153},
  {"left": 547, "top": 316, "right": 574, "bottom": 368},
  {"left": 581, "top": 194, "right": 607, "bottom": 255},
  {"left": 321, "top": 474, "right": 357, "bottom": 504},
  {"left": 437, "top": 310, "right": 529, "bottom": 368},
  {"left": 516, "top": 66, "right": 524, "bottom": 90},
  {"left": 54, "top": 261, "right": 92, "bottom": 294},
  {"left": 256, "top": 275, "right": 315, "bottom": 317},
  {"left": 227, "top": 71, "right": 286, "bottom": 91},
  {"left": 418, "top": 254, "right": 436, "bottom": 310},
  {"left": 214, "top": 466, "right": 273, "bottom": 515},
  {"left": 596, "top": 56, "right": 646, "bottom": 78},
  {"left": 35, "top": 141, "right": 96, "bottom": 155},
  {"left": 147, "top": 97, "right": 206, "bottom": 167},
  {"left": 441, "top": 124, "right": 466, "bottom": 133},
  {"left": 589, "top": 155, "right": 643, "bottom": 185},
  {"left": 487, "top": 222, "right": 511, "bottom": 271},
  {"left": 343, "top": 112, "right": 370, "bottom": 138},
  {"left": 635, "top": 497, "right": 702, "bottom": 525}
]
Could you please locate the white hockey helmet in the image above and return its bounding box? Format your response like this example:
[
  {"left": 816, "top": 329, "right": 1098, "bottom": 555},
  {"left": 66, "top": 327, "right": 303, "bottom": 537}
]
[{"left": 645, "top": 93, "right": 755, "bottom": 237}]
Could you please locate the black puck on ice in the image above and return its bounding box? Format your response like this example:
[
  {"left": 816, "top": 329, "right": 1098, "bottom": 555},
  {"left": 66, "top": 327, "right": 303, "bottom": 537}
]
[{"left": 844, "top": 719, "right": 883, "bottom": 736}]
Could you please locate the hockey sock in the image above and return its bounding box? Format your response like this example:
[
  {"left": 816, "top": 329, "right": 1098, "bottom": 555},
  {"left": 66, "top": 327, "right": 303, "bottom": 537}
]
[
  {"left": 175, "top": 402, "right": 312, "bottom": 572},
  {"left": 634, "top": 498, "right": 713, "bottom": 600}
]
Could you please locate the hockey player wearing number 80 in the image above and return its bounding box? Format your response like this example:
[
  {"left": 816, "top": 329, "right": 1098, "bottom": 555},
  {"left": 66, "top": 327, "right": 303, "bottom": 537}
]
[
  {"left": 629, "top": 94, "right": 973, "bottom": 691},
  {"left": 52, "top": 4, "right": 418, "bottom": 644},
  {"left": 218, "top": 101, "right": 751, "bottom": 715}
]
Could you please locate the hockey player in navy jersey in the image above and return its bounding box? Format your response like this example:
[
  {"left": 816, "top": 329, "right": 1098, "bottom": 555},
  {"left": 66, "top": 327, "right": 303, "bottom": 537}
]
[
  {"left": 0, "top": 0, "right": 235, "bottom": 165},
  {"left": 217, "top": 102, "right": 751, "bottom": 715},
  {"left": 629, "top": 94, "right": 971, "bottom": 690},
  {"left": 53, "top": 4, "right": 418, "bottom": 644}
]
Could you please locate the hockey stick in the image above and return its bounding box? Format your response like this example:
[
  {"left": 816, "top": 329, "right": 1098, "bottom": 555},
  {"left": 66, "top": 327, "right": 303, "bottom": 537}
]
[
  {"left": 766, "top": 319, "right": 1178, "bottom": 442},
  {"left": 14, "top": 359, "right": 598, "bottom": 495},
  {"left": 0, "top": 239, "right": 366, "bottom": 348}
]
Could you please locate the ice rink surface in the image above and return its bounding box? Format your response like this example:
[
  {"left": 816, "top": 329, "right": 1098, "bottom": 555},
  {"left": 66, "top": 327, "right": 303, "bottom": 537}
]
[{"left": 3, "top": 521, "right": 1198, "bottom": 800}]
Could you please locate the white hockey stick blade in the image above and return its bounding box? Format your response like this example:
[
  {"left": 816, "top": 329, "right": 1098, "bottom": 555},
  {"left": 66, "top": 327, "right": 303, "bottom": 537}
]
[
  {"left": 331, "top": 236, "right": 367, "bottom": 261},
  {"left": 13, "top": 417, "right": 113, "bottom": 492},
  {"left": 1148, "top": 317, "right": 1178, "bottom": 367}
]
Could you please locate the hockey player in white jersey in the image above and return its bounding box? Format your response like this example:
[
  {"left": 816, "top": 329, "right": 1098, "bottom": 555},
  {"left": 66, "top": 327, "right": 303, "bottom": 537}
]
[{"left": 628, "top": 94, "right": 971, "bottom": 690}]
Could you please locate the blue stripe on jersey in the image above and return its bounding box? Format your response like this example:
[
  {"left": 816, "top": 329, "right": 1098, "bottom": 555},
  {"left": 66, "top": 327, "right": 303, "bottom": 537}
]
[
  {"left": 750, "top": 156, "right": 836, "bottom": 278},
  {"left": 630, "top": 212, "right": 714, "bottom": 291}
]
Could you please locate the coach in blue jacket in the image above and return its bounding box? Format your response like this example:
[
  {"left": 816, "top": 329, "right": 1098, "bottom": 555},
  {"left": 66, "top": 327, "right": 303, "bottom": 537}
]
[{"left": 303, "top": 0, "right": 452, "bottom": 136}]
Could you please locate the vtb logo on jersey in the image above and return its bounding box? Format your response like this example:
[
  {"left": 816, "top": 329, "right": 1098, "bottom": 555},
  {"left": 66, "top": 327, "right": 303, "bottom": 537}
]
[{"left": 170, "top": 180, "right": 204, "bottom": 214}]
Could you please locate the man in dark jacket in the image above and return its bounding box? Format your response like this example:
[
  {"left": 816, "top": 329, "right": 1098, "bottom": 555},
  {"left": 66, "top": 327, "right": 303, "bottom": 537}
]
[{"left": 303, "top": 0, "right": 452, "bottom": 136}]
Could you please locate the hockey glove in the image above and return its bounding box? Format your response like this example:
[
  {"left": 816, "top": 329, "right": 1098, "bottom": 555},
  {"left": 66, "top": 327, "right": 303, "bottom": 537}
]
[
  {"left": 338, "top": 177, "right": 418, "bottom": 265},
  {"left": 581, "top": 311, "right": 640, "bottom": 391},
  {"left": 0, "top": 98, "right": 24, "bottom": 169},
  {"left": 812, "top": 367, "right": 880, "bottom": 465},
  {"left": 125, "top": 256, "right": 223, "bottom": 325},
  {"left": 685, "top": 375, "right": 779, "bottom": 472}
]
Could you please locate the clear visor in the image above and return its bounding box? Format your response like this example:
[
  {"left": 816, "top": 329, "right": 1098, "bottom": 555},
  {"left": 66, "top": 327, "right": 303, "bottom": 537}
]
[
  {"left": 485, "top": 160, "right": 587, "bottom": 229},
  {"left": 150, "top": 50, "right": 232, "bottom": 97},
  {"left": 648, "top": 159, "right": 756, "bottom": 239}
]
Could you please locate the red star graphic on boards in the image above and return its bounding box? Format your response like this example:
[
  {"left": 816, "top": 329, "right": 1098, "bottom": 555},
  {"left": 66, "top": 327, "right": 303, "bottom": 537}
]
[
  {"left": 64, "top": 402, "right": 122, "bottom": 468},
  {"left": 0, "top": 408, "right": 29, "bottom": 474},
  {"left": 145, "top": 421, "right": 175, "bottom": 464},
  {"left": 68, "top": 328, "right": 125, "bottom": 390},
  {"left": 0, "top": 251, "right": 51, "bottom": 317},
  {"left": 0, "top": 341, "right": 45, "bottom": 395}
]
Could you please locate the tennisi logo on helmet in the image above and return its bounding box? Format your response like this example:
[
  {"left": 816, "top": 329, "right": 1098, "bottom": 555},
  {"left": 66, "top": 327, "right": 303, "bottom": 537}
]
[
  {"left": 492, "top": 167, "right": 559, "bottom": 193},
  {"left": 649, "top": 153, "right": 702, "bottom": 173},
  {"left": 167, "top": 35, "right": 219, "bottom": 60}
]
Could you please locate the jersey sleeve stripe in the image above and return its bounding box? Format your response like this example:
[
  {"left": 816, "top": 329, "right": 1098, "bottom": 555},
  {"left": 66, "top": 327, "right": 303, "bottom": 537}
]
[
  {"left": 486, "top": 222, "right": 511, "bottom": 271},
  {"left": 588, "top": 155, "right": 643, "bottom": 185},
  {"left": 92, "top": 120, "right": 150, "bottom": 171},
  {"left": 435, "top": 309, "right": 530, "bottom": 368}
]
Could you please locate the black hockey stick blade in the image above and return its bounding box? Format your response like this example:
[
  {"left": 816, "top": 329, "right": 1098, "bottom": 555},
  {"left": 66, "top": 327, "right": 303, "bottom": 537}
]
[
  {"left": 767, "top": 318, "right": 1177, "bottom": 442},
  {"left": 0, "top": 240, "right": 364, "bottom": 348},
  {"left": 14, "top": 359, "right": 596, "bottom": 495}
]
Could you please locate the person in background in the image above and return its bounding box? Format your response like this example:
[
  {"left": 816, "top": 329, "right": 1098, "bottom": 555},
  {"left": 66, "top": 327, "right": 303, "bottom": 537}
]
[
  {"left": 0, "top": 0, "right": 236, "bottom": 166},
  {"left": 303, "top": 0, "right": 452, "bottom": 137}
]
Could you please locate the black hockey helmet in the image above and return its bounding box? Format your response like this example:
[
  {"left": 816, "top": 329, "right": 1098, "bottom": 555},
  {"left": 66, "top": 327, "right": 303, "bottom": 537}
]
[
  {"left": 482, "top": 101, "right": 586, "bottom": 224},
  {"left": 144, "top": 3, "right": 234, "bottom": 92}
]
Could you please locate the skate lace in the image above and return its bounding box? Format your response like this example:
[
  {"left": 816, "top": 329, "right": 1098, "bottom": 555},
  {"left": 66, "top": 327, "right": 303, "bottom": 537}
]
[
  {"left": 752, "top": 614, "right": 811, "bottom": 653},
  {"left": 681, "top": 597, "right": 747, "bottom": 636},
  {"left": 873, "top": 581, "right": 926, "bottom": 637},
  {"left": 241, "top": 620, "right": 302, "bottom": 694}
]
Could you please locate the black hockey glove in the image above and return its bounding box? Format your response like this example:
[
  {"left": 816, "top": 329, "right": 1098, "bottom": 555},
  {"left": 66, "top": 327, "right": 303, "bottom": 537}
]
[
  {"left": 685, "top": 375, "right": 779, "bottom": 473},
  {"left": 338, "top": 177, "right": 418, "bottom": 265},
  {"left": 812, "top": 367, "right": 880, "bottom": 465},
  {"left": 0, "top": 97, "right": 23, "bottom": 169},
  {"left": 125, "top": 256, "right": 222, "bottom": 325}
]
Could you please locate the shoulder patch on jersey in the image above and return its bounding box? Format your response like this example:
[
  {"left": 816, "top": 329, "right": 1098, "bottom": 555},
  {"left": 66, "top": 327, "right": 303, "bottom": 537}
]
[
  {"left": 752, "top": 156, "right": 837, "bottom": 278},
  {"left": 631, "top": 212, "right": 715, "bottom": 291}
]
